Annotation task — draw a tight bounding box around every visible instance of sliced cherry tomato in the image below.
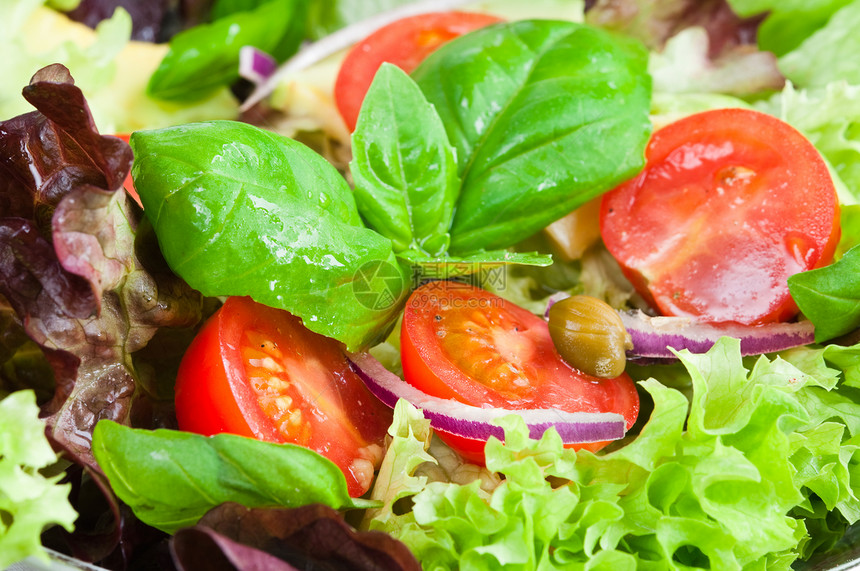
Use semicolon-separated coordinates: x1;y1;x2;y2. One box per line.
114;133;141;207
400;281;639;463
333;11;503;131
175;296;393;497
600;108;840;325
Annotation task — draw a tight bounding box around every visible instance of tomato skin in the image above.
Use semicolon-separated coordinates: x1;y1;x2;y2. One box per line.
113;133;141;207
175;297;393;497
401;282;639;463
600;108;840;325
334;11;503;131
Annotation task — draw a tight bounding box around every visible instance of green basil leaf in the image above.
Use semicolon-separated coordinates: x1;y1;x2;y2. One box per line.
351;64;459;257
400;249;552;280
131;120;408;351
412;20;652;254
92;420;372;534
788;246;860;342
147;0;307;102
211;0;267;20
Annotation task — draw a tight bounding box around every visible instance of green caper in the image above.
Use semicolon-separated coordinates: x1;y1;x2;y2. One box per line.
547;295;633;378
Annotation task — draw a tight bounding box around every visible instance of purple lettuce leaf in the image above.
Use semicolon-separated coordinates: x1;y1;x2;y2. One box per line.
171;503;421;571
0;64;203;466
585;0;784;95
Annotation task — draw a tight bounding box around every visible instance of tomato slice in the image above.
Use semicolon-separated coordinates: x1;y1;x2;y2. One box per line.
333;11;503;131
600;108;840;325
174;296;393;497
400;282;639;463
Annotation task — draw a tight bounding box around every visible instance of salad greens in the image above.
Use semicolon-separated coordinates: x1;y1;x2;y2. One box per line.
0;64;204;466
368;339;860;570
5;0;860;569
92;420;374;534
0;390;76;568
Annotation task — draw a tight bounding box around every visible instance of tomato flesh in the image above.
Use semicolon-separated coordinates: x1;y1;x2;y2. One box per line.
600;108;840;325
334;11;503;131
175;297;393;497
113;133;141;206
401;282;639;463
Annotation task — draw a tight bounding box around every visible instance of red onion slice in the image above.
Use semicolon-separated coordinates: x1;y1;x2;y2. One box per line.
347;352;626;444
620;310;816;360
239;46;277;85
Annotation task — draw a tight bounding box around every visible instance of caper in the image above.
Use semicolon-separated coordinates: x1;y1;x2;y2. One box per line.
547;295;633;378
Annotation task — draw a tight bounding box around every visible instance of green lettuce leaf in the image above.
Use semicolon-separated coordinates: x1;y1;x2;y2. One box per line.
1;1;129;120
366;338;860;569
777;1;860;88
727;0;851;57
0;391;76;568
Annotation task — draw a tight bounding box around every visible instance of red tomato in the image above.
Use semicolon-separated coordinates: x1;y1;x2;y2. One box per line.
333;11;503;131
600;108;840;325
175;296;393;497
114;133;141;207
400;282;639;463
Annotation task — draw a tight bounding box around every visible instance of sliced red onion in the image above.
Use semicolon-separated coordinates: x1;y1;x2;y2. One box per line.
239;46;278;85
620;310;816;360
347;352;626;444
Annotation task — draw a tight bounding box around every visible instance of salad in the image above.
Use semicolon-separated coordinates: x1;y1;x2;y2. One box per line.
4;0;860;569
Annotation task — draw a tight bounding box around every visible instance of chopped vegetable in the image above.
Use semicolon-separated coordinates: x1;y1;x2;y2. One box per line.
600;107;841;325
399;281;638;462
174;296;393;497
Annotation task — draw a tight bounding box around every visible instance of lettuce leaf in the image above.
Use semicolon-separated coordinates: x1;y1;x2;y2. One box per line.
777;1;860;88
367;338;860;569
0;65;204;466
727;0;852;57
0;390;76;568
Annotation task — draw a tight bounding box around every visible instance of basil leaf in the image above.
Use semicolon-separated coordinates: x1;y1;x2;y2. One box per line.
788;246;860;342
92;421;371;534
412;20;652;253
351;64;459;257
147;0;307;102
132;121;408;351
211;0;268;20
400;249;552;280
